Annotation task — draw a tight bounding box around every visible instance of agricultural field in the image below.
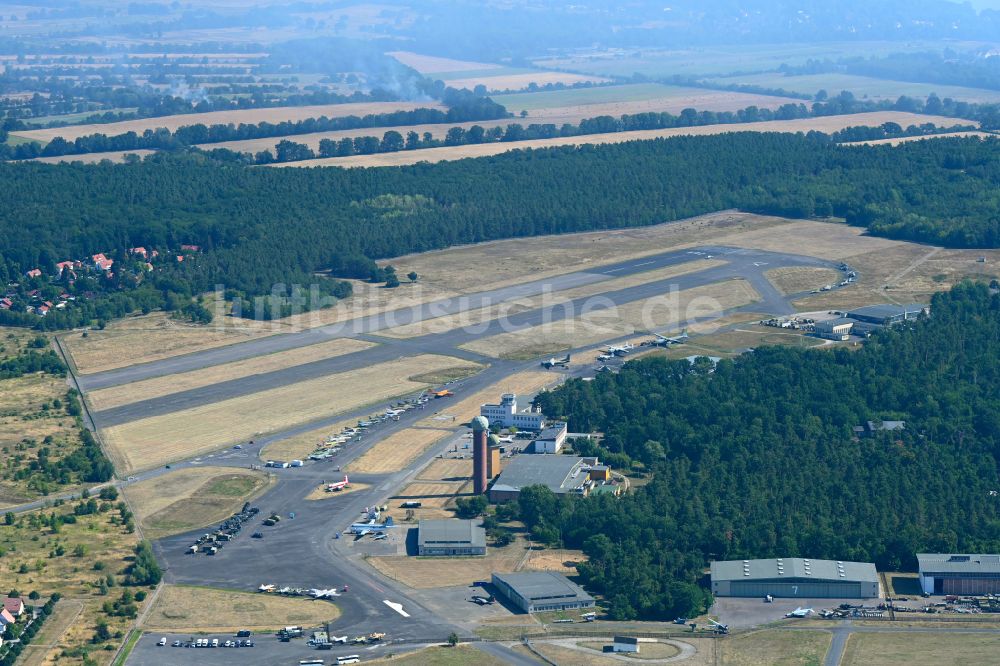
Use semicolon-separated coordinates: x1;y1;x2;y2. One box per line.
845;131;995;146
718;629;832;666
27;149;156;164
347;427;454;474
85;337;375;411
142;584;339;633
0;499;146;665
459;279;760;360
444;71;610;92
706;72;1000;103
277;111;969;168
100;354;482;473
840;631;1000;665
9;101;445;144
532;40;986;78
387;51;504;74
123;467;272;540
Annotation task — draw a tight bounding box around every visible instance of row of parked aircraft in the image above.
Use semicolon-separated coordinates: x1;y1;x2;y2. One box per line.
257;584;343;599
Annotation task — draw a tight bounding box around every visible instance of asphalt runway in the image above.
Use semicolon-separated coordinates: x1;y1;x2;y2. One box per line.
77;244;755;393
91;247;837;428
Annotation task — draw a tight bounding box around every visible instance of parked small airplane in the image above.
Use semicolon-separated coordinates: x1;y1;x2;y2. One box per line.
648;329;689;346
541;353;571;369
597;353;614;361
325;475;350;492
432;389;454;398
470;595;495;605
331;635;348;644
786;607;814;618
605;342;634;356
309;588;340;599
258;584;275;593
350;516;395;536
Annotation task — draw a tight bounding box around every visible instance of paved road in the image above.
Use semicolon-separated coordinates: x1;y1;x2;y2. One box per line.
90;247;836;428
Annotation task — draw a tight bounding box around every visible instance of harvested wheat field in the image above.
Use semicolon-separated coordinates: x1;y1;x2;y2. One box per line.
305;482;370;501
28;149;157;164
446;71;610;91
347;427;454;473
143;585;339;633
387;51;501;74
62;311;275;375
460;280;760;360
101;354;482;473
764;266;844;295
417;370;556;427
86;337;375;411
11;101;445;143
844;130;995;146
274;112;967;168
380;259;723;338
124;466;272;539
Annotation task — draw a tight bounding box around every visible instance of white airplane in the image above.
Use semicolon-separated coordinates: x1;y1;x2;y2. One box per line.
786;607;814;618
278;587;292;595
258;584;275;593
331;635;348;644
541;353;571;369
309;588;340;599
649;329;689;346
326;475;350;492
597;353;614;361
605;343;633;356
350;516;395;535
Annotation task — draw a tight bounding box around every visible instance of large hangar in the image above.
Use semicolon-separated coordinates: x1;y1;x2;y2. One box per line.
711;558;879;599
918;553;1000;595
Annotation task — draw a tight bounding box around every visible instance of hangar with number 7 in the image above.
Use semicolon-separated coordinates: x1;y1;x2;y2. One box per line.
711;558;879;599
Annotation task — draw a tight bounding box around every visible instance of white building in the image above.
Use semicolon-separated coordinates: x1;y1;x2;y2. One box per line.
533;422;568;453
480;393;545;431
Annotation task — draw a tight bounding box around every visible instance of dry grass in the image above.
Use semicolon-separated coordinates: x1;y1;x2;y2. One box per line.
578;640;681;659
11;101;444;143
86;337;375;410
387;51;501;74
840;631;1000;666
393;480;468;508
380;259;724;339
346;428;454;474
28;149;157;164
258;418;356;462
274;112;967;168
765;267;844;295
142;584;339;633
446;71;610;91
124;466;272;540
720;629;832;666
101;354;481;473
520;548;585;574
370;645;508;665
845;130;995;146
61;311;275;375
460;280;760;360
16;598;84;666
369;535;538;589
654;327;824;360
711;220;903;261
304;481;370;501
416;370;556;427
417;458;472;481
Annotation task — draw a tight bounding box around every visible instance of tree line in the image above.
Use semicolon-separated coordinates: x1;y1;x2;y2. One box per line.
524;283;1000;620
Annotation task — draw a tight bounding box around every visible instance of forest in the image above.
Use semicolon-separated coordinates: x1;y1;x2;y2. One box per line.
525;283;1000;620
2;132;1000;328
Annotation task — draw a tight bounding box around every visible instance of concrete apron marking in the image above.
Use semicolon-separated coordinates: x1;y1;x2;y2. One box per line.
384;600;411;617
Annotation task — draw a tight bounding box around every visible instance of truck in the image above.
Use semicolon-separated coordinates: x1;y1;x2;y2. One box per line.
263;513;281;526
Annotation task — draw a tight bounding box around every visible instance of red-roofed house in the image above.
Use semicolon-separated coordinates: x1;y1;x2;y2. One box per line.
176;255;185;262
56;261;75;276
0;298;12;310
3;597;24;618
151;249;159;258
25;268;42;278
129;247;148;259
91;254;114;271
180;244;200;252
36;304;50;315
0;608;15;627
144;262;154;271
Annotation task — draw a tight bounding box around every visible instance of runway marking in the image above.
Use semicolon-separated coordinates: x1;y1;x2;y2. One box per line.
634;260;655;267
383;600;410;617
603;267;626;273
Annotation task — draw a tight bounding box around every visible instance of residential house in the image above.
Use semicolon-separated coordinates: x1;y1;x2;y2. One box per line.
91;253;114;271
129;247;148;259
180;244;200;252
55;260;75;276
0;298;12;310
3;597;24;618
25;268;41;278
0;608;15;628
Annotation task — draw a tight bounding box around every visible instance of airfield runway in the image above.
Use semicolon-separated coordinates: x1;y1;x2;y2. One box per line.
89;246;836;428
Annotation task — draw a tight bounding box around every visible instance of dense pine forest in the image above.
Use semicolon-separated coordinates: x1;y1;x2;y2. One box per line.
2;132;1000;327
525;283;1000;620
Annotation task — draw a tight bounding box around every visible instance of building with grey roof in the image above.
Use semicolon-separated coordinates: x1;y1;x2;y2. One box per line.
491;571;595;613
846;303;928;326
711;558;879;599
917;554;1000;595
488;455;600;503
417;519;486;556
814;318;854;341
532;422;568;454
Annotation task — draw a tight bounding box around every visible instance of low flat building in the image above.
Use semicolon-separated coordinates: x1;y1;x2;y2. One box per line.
918;554;1000;595
532;422;568;454
846;303;928;326
711;558;879;599
613;636;639;653
489;455;602;503
417;519;487;556
814;318;854;341
480;393;546;430
491;571;595;613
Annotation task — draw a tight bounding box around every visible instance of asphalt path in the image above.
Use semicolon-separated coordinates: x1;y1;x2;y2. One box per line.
77;244;810;393
90;247;836;428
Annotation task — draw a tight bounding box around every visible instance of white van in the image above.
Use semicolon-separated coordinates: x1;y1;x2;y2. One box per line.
211;638;219;647
338;656;361;665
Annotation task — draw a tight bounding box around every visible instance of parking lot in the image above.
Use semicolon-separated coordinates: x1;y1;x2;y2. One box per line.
713;596;882;629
